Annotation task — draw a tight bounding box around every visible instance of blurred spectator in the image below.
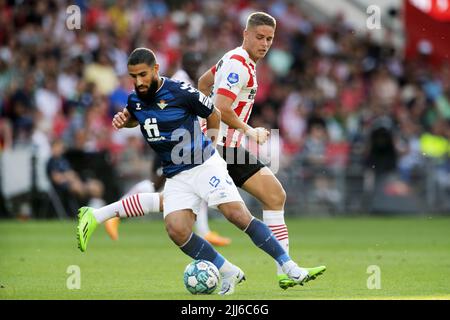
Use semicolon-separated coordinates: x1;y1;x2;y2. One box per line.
299;118;342;207
1;0;449;214
396;116;424;182
420;119;450;190
35;76;62;135
83;49;119;96
365;121;398;180
0;118;12;150
109;75;132;118
46;139;105;217
171;50;203;83
116;135;152;193
6;77;36;145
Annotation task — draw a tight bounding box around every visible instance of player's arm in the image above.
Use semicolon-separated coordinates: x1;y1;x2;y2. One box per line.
198;65;247;132
215;93;269;145
112;108;139;129
185;86;221;146
198;69;215;96
206;107;221;147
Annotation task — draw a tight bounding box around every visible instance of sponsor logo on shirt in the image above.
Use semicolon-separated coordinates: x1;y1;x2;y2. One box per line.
227;72;239;84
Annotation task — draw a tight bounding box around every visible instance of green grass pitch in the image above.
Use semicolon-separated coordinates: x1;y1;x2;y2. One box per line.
1;216;449;300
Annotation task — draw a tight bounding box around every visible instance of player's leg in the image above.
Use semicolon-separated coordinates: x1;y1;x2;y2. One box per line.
93;192;162;222
165;209;244;295
76;192;162;252
197;153;326;291
196;200;232;246
217;200;326;288
241;167;295;288
163;172;244;295
221;146;294;289
194;201;209;236
103;217;120;240
104;180;157;240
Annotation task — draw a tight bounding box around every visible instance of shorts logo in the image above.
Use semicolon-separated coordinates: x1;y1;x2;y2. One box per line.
227;72;239;84
209;176;221;188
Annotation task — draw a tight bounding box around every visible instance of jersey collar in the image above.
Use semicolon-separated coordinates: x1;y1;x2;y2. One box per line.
155;77;166;95
239;46;257;66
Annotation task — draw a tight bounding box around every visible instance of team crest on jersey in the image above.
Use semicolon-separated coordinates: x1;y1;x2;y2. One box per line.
157;100;168;109
227;72;239;84
136;103;142;110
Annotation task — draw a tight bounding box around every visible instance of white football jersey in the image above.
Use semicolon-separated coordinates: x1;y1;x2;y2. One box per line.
208;46;258;147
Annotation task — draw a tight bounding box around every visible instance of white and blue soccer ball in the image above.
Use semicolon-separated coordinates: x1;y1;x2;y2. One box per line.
183;260;220;294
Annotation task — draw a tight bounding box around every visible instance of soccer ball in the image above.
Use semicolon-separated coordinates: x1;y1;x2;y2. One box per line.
183;260;220;294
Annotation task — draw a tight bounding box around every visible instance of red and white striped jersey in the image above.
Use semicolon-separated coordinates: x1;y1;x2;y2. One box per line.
207;46;258;148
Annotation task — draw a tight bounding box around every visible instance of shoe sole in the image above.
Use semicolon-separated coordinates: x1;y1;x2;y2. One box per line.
279;279;297;290
300;268;326;286
76;207;88;252
281;268;326;289
238;274;246;286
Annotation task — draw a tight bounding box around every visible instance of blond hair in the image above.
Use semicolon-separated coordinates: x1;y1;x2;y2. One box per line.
246;12;276;30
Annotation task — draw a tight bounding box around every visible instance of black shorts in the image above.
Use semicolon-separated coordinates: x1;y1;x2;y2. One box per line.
216;145;265;187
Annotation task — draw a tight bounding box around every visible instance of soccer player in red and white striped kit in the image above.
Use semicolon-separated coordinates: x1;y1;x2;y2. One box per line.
196;11;295;289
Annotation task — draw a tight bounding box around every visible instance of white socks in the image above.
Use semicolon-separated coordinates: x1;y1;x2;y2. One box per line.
93;193;160;223
263;210;289;275
281;260;308;281
219;260;237;277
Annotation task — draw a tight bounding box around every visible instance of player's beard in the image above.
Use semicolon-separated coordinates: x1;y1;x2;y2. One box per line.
135;77;159;102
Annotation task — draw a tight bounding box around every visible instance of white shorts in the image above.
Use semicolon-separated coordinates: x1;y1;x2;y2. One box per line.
163;152;243;218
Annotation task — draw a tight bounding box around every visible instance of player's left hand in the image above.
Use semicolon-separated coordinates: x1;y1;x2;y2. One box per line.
246;127;270;145
256;127;270;145
112;108;131;130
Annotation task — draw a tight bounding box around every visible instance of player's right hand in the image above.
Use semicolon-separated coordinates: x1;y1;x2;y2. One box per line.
245;127;270;145
112;108;131;130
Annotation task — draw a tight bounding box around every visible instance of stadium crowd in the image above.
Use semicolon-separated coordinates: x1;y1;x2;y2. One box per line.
1;0;449;215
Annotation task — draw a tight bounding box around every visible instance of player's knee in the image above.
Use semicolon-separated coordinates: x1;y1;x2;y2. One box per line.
264;186;286;209
219;203;252;230
165;220;191;245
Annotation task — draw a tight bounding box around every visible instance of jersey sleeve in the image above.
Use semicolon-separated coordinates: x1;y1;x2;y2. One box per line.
215;58;249;101
181;83;215;118
125;94;132;113
125;94;138;121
